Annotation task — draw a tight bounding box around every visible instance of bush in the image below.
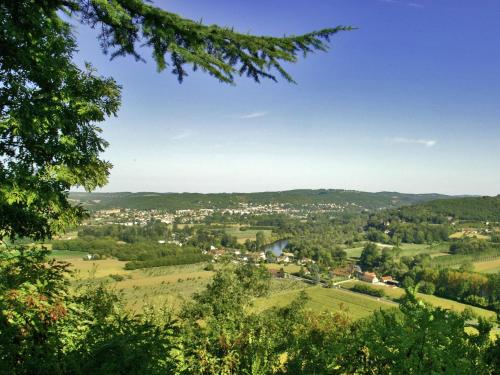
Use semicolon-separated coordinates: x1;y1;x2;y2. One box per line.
449;238;492;255
109;274;126;282
204;263;215;271
351;284;385;298
464;295;488;308
418;281;435;295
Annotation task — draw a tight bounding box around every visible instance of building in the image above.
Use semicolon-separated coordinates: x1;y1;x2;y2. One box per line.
360;272;379;284
381;275;399;286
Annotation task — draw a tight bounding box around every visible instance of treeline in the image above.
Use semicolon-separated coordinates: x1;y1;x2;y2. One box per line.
52;238;207;267
350;283;385;297
420;196;500;221
78;220;168;243
124;252;210;270
413;268;500;312
365;223;450;245
70;189;452;212
450;237;495;255
368;196;500;225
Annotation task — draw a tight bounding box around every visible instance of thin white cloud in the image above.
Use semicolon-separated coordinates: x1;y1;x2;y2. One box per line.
387;137;437;147
171;129;193;140
379;0;424;8
237;111;268;119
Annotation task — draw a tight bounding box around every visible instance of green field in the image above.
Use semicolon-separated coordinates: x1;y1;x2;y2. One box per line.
52;251;213;312
266;263;302;273
55;251;395;319
342;280;496;319
53;249;497;321
49;250;88;259
254;285;396;320
222;226;273;244
344;242;447;260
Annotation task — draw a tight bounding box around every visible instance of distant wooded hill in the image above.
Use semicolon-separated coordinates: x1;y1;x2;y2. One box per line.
69;189;455;212
418;196;500;221
370;195;500;224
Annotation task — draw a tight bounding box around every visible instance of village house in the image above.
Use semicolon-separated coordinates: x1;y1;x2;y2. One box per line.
360;272;379;284
277;255;291;263
381;275;399;286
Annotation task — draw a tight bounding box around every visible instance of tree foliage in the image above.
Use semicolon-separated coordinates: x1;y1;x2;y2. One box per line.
0;0;349;242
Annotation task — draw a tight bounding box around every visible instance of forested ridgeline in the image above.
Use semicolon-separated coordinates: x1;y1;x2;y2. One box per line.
69;189;452;211
368;196;500;225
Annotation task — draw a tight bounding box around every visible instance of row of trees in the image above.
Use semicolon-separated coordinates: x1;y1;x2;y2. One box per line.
412;268;500;311
78;221;169;243
450;237;494;254
365;223;451;245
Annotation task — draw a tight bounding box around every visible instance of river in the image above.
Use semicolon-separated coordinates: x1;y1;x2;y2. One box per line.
264;239;289;256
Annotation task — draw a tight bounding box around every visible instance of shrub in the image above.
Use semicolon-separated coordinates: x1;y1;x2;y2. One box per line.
464;295;488;308
351;284;385;298
109;274;126;282
204;263;215;271
418;281;435;295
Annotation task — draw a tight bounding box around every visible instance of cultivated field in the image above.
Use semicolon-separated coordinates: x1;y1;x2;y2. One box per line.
222;226;274;244
344;242;448;260
253;285;396;320
342;280;496;319
266;263;302;274
473;258;500;274
52;250;496;321
450;231;490;240
51;251;213;312
54;251;395;319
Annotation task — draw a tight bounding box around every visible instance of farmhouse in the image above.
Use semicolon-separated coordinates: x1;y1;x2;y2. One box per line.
381;275;399;286
360;272;379;284
277;255;291;263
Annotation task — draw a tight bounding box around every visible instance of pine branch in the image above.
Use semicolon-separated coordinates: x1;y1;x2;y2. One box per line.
70;0;353;83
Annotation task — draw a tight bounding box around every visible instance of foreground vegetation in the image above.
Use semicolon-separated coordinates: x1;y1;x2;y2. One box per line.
2;250;499;374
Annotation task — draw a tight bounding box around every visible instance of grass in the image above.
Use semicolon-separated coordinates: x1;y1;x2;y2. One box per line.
254;285;396;320
342;280;496;319
265;263;302;273
58;249;395;320
54;251;214;312
344;246;365;259
49;250;88;259
473;258;500;274
222;226;273;244
344;242;447;260
450;231;490;240
55;250;497;321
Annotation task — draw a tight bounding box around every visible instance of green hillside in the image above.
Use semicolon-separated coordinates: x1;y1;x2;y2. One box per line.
420;196;500;221
69;189;452;212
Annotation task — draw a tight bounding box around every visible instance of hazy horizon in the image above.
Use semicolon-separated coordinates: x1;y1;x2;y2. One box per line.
71;187;493;197
72;0;500;196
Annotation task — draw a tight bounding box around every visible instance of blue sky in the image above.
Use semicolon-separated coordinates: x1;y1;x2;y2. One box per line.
71;0;500;195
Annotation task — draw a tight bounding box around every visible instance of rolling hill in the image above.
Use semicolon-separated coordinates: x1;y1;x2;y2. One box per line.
69;189;453;212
